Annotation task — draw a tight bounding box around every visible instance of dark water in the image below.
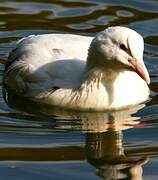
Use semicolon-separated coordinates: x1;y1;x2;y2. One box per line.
0;0;158;179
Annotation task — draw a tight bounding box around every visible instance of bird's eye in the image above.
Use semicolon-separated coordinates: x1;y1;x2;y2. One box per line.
120;44;127;52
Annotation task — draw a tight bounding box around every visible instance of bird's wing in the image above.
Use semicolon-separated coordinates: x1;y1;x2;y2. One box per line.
4;34;93;95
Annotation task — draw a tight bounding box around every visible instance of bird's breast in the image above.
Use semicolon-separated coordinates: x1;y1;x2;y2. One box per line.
111;70;149;109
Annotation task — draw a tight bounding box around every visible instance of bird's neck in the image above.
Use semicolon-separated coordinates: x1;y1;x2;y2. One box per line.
61;67;119;111
66;66;149;110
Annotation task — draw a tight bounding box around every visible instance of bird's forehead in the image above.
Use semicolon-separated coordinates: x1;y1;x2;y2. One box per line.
106;28;130;42
97;27;129;42
104;27;139;40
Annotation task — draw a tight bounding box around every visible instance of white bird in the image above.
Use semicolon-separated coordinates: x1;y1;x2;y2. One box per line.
3;26;150;111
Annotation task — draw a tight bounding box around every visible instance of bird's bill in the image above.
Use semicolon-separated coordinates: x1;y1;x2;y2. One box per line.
127;33;150;84
129;59;150;84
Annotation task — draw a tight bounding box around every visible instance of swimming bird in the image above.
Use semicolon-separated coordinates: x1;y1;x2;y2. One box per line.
3;26;150;111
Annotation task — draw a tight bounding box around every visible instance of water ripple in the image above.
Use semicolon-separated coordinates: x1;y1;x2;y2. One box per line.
0;0;158;179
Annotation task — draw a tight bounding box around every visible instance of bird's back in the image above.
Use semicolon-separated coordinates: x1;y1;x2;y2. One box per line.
4;34;93;96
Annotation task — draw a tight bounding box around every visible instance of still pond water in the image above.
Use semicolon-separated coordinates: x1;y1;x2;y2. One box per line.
0;0;158;179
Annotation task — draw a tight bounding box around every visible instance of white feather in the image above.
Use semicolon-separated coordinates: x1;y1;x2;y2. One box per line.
4;27;150;111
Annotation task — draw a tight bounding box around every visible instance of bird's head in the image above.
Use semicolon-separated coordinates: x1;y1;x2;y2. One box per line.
87;26;150;84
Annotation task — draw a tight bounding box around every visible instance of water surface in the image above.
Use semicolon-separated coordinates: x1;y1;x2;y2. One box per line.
0;0;158;179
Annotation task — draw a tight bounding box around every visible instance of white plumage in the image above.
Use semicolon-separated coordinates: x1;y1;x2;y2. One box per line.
4;26;150;111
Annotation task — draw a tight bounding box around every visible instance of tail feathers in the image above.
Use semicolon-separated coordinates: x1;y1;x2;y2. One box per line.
4;63;29;95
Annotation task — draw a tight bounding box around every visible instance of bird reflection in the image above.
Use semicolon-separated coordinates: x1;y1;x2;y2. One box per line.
3;93;149;180
85;130;148;180
75;106;148;180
